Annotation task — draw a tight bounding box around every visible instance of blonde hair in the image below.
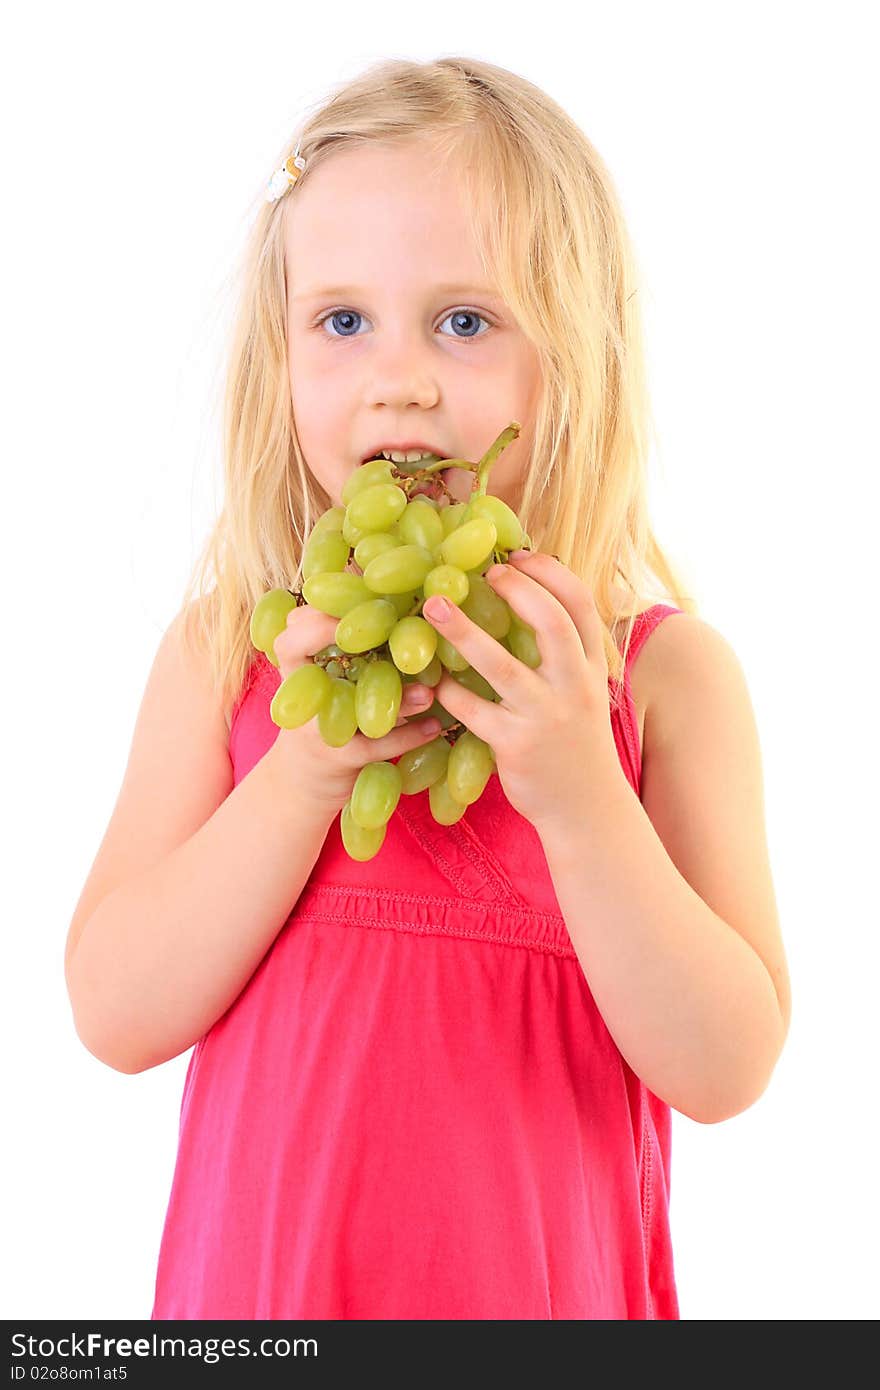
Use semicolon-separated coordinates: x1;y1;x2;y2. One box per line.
178;55;698;732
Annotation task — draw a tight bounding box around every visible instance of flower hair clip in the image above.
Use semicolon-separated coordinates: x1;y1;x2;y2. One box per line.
266;142;306;203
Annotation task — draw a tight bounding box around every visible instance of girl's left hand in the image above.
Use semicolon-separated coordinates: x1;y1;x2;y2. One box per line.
421;550;625;833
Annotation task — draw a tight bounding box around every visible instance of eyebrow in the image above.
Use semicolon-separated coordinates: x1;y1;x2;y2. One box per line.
292;283;501;303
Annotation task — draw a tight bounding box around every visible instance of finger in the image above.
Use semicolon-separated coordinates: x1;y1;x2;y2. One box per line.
430;671;500;746
488;552;602;683
421;595;540;711
394;683;435;724
506;551;606;669
401;681;435;709
274;607;341;679
353;713;443;762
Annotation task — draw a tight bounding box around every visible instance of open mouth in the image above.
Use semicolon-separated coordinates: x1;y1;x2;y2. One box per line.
366;451;446;467
365;452;459;502
411;467;461;502
362;451;473;505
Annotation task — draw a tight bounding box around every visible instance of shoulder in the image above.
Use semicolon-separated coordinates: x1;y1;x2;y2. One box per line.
629;609;743;743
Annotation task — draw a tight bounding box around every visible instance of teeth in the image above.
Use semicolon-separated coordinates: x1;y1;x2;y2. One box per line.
379;449;439;463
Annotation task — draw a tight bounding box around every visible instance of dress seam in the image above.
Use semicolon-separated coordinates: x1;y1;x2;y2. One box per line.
640;1107;657;1320
298;879;565;925
289;907;580;958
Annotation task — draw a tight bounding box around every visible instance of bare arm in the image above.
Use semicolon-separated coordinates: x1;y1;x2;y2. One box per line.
537;615;789;1125
64;599;439;1075
66;746;336;1073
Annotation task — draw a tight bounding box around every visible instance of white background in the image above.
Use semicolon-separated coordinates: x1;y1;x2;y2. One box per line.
4;0;877;1322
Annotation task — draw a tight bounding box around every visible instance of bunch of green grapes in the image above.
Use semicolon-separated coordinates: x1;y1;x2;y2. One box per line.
249;422;541;860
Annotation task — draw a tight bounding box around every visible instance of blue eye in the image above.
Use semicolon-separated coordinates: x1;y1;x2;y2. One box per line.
438;309;491;341
315;307;491;342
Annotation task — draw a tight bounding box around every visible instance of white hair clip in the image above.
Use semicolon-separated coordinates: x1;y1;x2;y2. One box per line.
266;143;306;203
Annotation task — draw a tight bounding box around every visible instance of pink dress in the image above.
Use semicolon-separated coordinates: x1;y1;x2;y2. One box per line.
151;603;683;1320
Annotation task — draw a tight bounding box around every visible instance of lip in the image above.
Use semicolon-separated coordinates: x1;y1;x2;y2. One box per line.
361;443;450;464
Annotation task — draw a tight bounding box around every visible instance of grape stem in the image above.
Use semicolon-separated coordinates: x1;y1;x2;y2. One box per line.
441;719;466;745
403;419;522;504
393;460;473;503
474;421;521;498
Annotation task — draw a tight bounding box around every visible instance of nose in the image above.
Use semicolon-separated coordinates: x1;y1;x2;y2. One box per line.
363;328;441;410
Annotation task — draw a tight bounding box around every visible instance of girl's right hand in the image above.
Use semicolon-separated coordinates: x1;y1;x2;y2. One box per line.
266;602;441;814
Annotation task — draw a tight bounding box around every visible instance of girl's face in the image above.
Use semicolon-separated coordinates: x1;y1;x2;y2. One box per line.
284;140;543;512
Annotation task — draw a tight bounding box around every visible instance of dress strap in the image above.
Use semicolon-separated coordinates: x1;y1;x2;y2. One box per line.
623;604;685;669
613;604;686;793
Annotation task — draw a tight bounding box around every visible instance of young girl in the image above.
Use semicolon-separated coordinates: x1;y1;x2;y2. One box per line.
64;56;791;1321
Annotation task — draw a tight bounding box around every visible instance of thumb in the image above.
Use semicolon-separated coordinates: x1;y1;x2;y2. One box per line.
273;606;341;681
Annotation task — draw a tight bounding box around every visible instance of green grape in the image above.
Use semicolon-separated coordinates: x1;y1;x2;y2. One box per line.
388;615;438;674
381;588;420;619
465;561;493;584
345;482;408;533
460;574;511;639
302;529;350;580
398;498;445;551
250;587;297;656
452;666;499;701
347;655;369;681
397;733;451;793
270;663;332;729
439;517;497;571
447;730;495;806
363;544;434;593
440;502;469;536
312;504;346;534
506;614;542;669
350;760;403;829
341;458;395;506
341;801;387;861
429;775;467;825
354;531;400;569
317;676;359;746
464;494;524;550
342;511;373;547
424;698;459;729
335;598;399;653
412;653;443;687
423;564;469;605
302;571;371;617
436;633;469;672
317;642;345;679
355;658;402;737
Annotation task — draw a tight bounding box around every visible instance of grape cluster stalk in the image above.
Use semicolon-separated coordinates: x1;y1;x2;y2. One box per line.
249;422;541;860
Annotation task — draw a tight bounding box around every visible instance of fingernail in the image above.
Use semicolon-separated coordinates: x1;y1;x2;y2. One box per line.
425;596;451;621
508;549;529;559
